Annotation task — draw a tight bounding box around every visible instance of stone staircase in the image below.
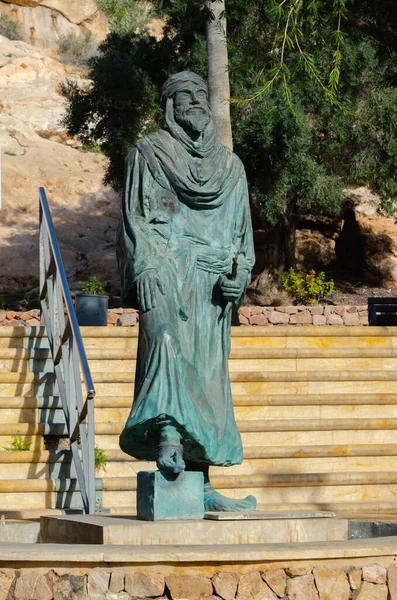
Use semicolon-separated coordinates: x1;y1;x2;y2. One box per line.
2;324;397;518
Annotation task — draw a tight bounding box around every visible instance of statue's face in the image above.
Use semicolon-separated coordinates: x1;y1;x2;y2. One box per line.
173;82;211;134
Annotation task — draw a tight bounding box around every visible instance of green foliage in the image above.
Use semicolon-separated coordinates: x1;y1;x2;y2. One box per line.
0;14;24;41
97;0;153;35
61;0;397;273
60;31;164;188
60;3;208;189
282;268;334;305
81;276;105;295
3;436;31;451
21;286;40;310
57;32;98;66
95;445;108;472
233;0;351;111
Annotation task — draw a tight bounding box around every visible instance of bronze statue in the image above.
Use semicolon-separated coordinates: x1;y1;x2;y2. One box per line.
118;71;256;511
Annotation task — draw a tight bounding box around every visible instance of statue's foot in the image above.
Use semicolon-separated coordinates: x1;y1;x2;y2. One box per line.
204;484;256;512
156;442;185;474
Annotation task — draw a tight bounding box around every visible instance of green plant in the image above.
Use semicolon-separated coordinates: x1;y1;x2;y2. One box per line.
81;276;105;295
96;0;153;35
57;31;99;66
19;286;40;310
0;14;25;41
95;445;108;472
281;269;334;305
3;436;31;451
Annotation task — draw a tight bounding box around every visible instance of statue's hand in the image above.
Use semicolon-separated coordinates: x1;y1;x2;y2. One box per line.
136;270;165;312
219;273;246;302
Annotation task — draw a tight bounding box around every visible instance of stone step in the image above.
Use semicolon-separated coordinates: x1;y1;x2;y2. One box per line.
104;444;397;461
7;376;397;396
5;355;397;374
0;423;64;435
7;354;397;374
4;403;397;426
7;374;397;398
102;499;397;518
230;380;397;395
4;448;397;480
3;392;397;410
3;345;397;359
9;326;397;350
101;482;397;509
0;470;395;494
98;456;397;479
5;499;397;520
2;443;397;465
2;487;397;514
9;369;397;384
0;489;98;511
94;427;397;450
9;455;397;481
4;402;397;428
0;323;393;337
0;396;61;408
5;345;397;360
4;418;391;437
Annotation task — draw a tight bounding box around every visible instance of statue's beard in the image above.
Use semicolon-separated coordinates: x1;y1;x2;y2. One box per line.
174;106;211;134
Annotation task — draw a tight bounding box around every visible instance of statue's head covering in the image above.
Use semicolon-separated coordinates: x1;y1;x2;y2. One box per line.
160;71;208;105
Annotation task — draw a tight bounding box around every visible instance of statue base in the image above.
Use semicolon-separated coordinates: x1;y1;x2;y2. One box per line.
137;470;204;521
40;511;348;545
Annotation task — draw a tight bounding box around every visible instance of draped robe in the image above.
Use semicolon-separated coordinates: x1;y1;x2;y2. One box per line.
117;120;254;466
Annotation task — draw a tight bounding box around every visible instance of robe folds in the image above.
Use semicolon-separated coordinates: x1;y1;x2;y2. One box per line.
117;126;255;466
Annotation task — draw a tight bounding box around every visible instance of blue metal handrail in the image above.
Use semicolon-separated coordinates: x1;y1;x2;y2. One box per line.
39;187;96;514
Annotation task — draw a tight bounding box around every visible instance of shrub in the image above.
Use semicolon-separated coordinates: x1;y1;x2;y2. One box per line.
95;446;108;473
81;276;105;295
281;268;334;305
57;31;98;66
0;14;25;41
3;436;31;451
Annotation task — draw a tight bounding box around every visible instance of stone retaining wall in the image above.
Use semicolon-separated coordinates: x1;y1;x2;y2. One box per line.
0;306;369;327
0;563;394;599
238;305;369;326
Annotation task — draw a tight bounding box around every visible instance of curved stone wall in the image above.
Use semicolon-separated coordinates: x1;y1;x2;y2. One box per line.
0;306;369;326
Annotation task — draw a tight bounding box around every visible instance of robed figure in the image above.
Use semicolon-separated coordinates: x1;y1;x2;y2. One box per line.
118;71;256;511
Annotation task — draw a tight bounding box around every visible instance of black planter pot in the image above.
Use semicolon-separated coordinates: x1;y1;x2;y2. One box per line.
75;294;108;327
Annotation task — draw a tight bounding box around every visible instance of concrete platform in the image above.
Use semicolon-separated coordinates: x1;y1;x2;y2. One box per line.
40;511;348;545
0;519;40;543
3;536;397;574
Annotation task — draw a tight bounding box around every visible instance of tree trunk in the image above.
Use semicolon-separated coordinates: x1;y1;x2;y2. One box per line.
282;208;297;270
205;0;233;150
249;193;298;301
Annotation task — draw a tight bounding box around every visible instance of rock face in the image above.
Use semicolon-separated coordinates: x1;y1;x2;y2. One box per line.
0;35;120;295
337;187;397;287
296;229;336;270
0;0;107;48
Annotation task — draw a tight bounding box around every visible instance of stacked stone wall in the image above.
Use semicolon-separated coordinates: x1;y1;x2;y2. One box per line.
0;563;395;599
0;306;369;327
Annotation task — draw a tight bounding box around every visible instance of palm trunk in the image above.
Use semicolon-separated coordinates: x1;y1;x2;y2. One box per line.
205;0;233;150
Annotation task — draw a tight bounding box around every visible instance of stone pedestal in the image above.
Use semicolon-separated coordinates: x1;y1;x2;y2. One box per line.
137;471;204;521
40;511;348;545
